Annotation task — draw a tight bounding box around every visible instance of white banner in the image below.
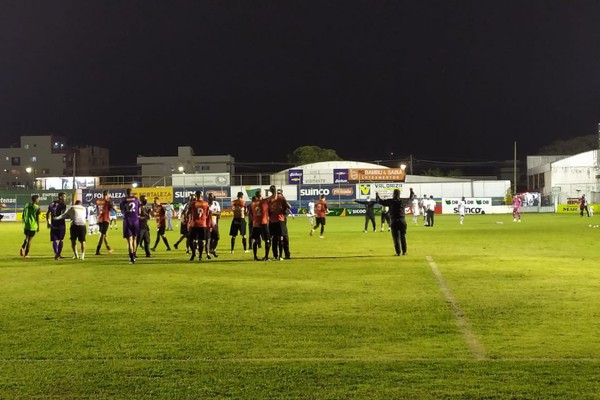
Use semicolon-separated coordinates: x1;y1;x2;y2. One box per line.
442;198;492;215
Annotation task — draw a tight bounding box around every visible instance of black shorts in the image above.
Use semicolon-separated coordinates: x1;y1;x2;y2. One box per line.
50;226;66;241
229;218;246;236
156;225;166;236
251;224;270;242
98;221;110;234
269;222;282;237
269;221;288;237
210;224;220;240
188;226;207;242
24;229;37;238
70;224;86;242
315;217;326;226
180;222;188;236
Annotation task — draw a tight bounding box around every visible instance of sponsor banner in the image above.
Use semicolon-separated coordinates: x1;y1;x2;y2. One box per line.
333;169;349;183
348;168;406;182
84;187;203;205
346;208;382;216
302;172;333;185
556;204;598;213
298;185;356;200
173;187;230;205
442;198;492;215
357;183;406;199
172;173;230;187
288;169;303;185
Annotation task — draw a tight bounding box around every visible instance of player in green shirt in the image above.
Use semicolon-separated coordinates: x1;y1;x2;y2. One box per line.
20;195;41;258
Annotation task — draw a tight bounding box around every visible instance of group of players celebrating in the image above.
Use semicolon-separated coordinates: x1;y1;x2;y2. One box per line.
33;185;293;264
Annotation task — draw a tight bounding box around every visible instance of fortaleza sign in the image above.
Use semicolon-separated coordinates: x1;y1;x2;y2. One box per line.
442;198;492;215
348;168;406;182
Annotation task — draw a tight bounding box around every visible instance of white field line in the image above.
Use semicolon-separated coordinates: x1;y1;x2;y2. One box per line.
426;255;486;360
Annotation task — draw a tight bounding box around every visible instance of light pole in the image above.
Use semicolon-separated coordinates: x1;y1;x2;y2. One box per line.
178;166;185;199
25;167;33;190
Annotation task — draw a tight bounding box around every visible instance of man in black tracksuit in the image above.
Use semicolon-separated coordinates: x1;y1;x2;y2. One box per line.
376;188;415;256
355;197;377;232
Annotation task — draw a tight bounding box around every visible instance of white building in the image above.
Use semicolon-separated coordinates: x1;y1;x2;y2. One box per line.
528;150;600;204
136;146;235;187
0;135;109;189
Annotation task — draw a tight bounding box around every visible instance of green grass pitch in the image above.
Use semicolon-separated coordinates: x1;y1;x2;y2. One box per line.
1;213;599;399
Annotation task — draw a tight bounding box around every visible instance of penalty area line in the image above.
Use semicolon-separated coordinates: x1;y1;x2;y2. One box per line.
426;255;485;360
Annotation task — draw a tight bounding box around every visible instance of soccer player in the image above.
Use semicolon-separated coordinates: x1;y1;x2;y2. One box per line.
512;194;522;222
54;200;88;260
46;192;67;260
187;190;211;261
411;195;420;224
250;190;270;261
425;195;436;227
87;202;99;235
381;205;391;231
267;185;286;260
109;207;118;229
20;194;41;258
174;194;194;253
310;194;328;238
229;191;248;254
247;195;257;251
207;192;221;258
151;197;172;251
458;197;466;225
120;188;141;264
355;196;377;232
306;199;315;225
376;188;415;256
95;190;115;255
579;194;590;217
137;194;152;257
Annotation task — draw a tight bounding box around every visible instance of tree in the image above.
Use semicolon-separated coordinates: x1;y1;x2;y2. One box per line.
537;134;597;155
287;146;343;166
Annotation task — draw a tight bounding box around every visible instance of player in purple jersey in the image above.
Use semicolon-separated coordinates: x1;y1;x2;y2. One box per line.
120;188;140;264
46;192;68;260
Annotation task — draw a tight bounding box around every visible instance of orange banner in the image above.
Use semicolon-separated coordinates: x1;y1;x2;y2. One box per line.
348;168;405;182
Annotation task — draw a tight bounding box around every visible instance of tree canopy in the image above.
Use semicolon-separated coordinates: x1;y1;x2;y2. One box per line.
536;134;598;155
287;146;343;166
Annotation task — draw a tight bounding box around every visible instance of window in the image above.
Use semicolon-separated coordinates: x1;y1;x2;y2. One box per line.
42;169;50;175
11;157;20;166
31;156;37;163
201;165;210;171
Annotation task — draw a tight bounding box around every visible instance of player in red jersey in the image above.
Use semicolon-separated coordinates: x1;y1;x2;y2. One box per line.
151;197;172;251
229;191;248;254
187;190;211;261
310;195;328;238
95;190;114;255
251;190;271;261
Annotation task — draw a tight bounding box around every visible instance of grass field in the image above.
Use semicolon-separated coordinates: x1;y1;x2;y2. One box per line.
1;213;599;399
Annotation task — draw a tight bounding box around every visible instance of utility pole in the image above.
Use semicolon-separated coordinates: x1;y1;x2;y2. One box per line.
513;141;517;195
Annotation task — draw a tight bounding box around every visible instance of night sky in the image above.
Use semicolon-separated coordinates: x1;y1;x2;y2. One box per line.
1;1;599;169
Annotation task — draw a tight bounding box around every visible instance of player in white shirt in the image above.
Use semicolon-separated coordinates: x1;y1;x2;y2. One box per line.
54;200;88;260
87;203;99;235
411;196;420;224
458;197;466;224
208;193;221;258
307;199;315;225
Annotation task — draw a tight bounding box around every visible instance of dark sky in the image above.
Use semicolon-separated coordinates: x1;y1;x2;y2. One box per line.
1;1;599;168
